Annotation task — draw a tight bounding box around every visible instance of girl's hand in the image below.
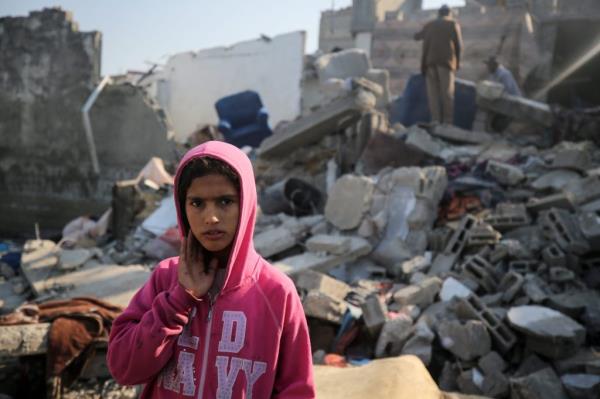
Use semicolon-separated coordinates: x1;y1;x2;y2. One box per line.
177;233;218;298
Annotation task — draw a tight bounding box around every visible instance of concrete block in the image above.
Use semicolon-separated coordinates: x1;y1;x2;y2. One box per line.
399;254;431;276
551;149;590;172
508;260;539;274
484;203;530;232
476;90;553;128
313;48;371;83
539;208;590;255
523;275;549;303
461;256;499;293
361;294;387;334
561;374;600;399
303;291;347;324
478;351;507;375
392;277;442;309
498;272;525;303
325;175;374;230
293;270;351;300
578;211;600;247
401;323;434;365
466;223;501;247
565;176;600;205
526;192;576;213
405;126;442;158
549;267;576;283
306;234;351;255
438;320;492;361
542;244;567;268
455;294;517;353
485;160;524;186
374;315;413;358
429;215;477;275
439;277;473;302
254;226;298;258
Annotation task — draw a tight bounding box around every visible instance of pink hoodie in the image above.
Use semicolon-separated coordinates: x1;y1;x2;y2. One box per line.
107;141;315;398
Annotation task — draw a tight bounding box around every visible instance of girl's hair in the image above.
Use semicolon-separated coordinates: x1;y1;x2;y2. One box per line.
177;157;240;233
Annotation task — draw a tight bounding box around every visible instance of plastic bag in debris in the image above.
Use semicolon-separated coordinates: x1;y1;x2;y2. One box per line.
61;209;111;246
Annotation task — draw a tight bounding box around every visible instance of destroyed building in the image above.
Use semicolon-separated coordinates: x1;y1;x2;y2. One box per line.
1;2;600;399
0;8;175;237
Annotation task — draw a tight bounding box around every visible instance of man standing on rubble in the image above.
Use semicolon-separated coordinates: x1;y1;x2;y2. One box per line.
414;4;463;125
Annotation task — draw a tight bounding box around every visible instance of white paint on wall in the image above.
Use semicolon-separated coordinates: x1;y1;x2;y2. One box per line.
155;31;306;142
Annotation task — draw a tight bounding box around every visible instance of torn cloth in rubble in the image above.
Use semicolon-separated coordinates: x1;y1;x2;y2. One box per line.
438;195;482;221
0;297;122;379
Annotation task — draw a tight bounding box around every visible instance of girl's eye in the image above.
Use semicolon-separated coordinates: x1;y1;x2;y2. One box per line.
190;200;203;208
219;198;233;206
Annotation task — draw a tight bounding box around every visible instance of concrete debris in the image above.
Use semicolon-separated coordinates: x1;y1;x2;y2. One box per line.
507;305;586;359
5;3;600;397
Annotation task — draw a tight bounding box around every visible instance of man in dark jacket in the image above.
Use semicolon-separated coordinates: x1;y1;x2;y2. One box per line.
414;4;463;125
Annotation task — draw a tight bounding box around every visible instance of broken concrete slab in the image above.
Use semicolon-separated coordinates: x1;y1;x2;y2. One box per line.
551;149;591;172
303;290;347;324
306;234;351;255
401;322;435;365
0;323;49;357
430;124;494;145
476;91;553;128
526;192;576;213
58;248;95;271
274;236;372;275
405;126;442;158
254;226;298;258
437;320;492;361
439;277;473;302
561;374;600;399
375;315;413;358
20;239;59;297
485;160;524;186
507;305;586;359
399;254;432;276
530;169;580;191
325;175;374;230
361;294;388;334
293;270;351;300
392;277;442;309
509;368;569;399
259;90;375;158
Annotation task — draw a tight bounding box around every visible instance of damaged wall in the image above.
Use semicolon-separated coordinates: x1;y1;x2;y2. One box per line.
371;3;539;95
154;32;306;142
0;8;174;236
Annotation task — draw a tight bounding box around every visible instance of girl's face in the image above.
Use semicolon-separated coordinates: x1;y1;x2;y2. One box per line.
184;173;240;258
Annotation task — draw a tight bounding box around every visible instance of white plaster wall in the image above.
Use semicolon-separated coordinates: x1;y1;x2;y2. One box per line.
157;32;305;142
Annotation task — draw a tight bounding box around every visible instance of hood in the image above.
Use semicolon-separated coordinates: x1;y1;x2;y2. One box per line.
173;141;259;292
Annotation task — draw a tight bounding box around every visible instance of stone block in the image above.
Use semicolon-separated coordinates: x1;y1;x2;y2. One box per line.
430;124;494;144
478;351;507;375
306;234;351;255
325;175;374;230
399;254;431;276
551;149;590;172
439;277;473;302
561;374;600;399
549;266;575;283
401;323;434;365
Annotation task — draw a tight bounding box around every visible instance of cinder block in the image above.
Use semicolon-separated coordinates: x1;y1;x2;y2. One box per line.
508;260;539;274
539;208;590;255
361;294;388;334
578;211;600;247
484;203;530;232
455;294;517;353
467;223;501;247
461;256;499;293
541;244;567;268
430;215;477;275
498;272;524;303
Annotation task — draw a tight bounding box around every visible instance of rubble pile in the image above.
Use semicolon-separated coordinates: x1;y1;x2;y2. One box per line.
1;40;600;399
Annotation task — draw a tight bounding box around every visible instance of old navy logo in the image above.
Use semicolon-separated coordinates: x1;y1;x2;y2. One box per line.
159;310;266;398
